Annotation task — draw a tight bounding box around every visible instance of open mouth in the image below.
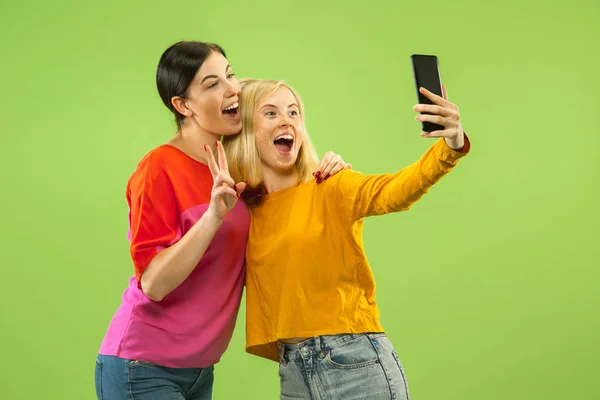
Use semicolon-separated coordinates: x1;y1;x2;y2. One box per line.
222;102;239;120
273;134;294;153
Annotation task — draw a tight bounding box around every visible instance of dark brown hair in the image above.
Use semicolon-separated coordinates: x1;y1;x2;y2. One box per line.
156;41;226;127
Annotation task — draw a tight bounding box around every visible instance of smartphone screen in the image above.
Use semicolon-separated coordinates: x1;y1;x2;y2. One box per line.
411;54;444;132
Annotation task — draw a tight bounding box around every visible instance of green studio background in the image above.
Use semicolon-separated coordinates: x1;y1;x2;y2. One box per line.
1;0;598;399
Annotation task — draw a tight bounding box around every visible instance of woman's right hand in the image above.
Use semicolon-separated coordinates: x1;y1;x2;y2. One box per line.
413;84;465;150
204;141;246;222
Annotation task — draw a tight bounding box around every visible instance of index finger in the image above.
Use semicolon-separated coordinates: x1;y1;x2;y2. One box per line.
216;140;230;174
442;83;449;101
205;144;220;178
317;152;334;173
419;87;451;107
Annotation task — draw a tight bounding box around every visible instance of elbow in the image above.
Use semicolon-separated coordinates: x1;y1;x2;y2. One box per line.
145;291;166;303
140;275;166;302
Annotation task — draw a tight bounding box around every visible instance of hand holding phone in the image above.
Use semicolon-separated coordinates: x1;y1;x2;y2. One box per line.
410;54;465;149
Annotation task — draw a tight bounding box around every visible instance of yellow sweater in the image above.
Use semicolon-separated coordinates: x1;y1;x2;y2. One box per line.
245;138;470;362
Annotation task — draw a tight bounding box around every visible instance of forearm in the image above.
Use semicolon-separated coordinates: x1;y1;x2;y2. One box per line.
389;138;467;208
350;138;468;218
140;211;223;301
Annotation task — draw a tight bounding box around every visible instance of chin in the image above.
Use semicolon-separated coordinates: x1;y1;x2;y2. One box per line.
275;159;298;172
221;124;243;136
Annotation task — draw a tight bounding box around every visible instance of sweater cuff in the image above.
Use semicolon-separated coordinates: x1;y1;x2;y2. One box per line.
437;133;471;162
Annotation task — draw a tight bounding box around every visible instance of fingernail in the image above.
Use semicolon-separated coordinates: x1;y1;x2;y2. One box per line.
312;172;316;177
204;144;208;151
315;171;321;178
317;177;323;184
215;141;219;145
324;174;330;180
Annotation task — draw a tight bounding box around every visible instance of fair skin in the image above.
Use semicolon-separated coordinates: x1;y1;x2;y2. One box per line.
169;51;242;164
254;86;306;192
416;85;465;150
141;53;349;301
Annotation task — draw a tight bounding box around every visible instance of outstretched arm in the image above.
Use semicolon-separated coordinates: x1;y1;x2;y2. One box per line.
331;85;470;220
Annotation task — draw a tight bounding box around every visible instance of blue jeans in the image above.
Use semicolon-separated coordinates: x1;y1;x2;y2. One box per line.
277;333;410;400
95;355;214;400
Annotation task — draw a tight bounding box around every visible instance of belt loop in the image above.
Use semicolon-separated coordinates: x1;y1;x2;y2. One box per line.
277;342;286;365
315;336;322;353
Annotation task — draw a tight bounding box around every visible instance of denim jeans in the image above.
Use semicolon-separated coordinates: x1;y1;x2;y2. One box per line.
277;333;410;400
95;354;214;400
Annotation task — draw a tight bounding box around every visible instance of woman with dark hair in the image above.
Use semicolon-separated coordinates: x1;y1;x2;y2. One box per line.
94;42;349;400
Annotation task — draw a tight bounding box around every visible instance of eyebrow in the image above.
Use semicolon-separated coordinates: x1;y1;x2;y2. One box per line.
260;103;299;110
200;64;231;84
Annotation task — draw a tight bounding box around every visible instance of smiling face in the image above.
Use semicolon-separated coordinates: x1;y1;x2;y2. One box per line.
176;51;242;136
253;85;305;173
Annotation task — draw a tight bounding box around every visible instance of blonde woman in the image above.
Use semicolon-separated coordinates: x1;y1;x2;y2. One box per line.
216;79;470;399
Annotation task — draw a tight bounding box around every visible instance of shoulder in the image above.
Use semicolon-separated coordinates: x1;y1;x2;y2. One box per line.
128;145;184;191
139;144;187;172
320;169;366;190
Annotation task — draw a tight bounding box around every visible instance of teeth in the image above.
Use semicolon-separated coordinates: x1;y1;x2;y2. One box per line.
224;102;238;111
275;134;293;141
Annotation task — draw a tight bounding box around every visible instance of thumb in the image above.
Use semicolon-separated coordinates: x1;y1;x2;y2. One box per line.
234;182;247;197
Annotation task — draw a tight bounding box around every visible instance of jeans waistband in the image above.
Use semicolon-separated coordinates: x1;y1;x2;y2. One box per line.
276;333;386;364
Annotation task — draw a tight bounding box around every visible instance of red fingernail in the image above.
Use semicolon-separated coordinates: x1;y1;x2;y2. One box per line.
324;174;330;180
312;172;316;177
317;177;323;184
315;171;321;178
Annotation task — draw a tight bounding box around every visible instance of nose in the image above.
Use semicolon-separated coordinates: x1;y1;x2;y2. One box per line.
280;113;291;127
224;79;241;98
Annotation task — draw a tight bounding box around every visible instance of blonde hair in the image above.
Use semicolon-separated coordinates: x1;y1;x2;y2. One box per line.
223;79;319;193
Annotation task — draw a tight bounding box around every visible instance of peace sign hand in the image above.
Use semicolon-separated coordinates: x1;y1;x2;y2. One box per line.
204;141;246;222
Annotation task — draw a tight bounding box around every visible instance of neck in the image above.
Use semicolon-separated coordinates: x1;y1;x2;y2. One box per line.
168;121;220;164
262;165;299;193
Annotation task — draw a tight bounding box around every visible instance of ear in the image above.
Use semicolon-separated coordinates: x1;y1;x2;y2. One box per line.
171;96;193;118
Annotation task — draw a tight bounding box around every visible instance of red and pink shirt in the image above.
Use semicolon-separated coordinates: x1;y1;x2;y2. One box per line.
99;144;250;368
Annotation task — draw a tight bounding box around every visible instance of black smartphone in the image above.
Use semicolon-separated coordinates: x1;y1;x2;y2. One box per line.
411;54;444;132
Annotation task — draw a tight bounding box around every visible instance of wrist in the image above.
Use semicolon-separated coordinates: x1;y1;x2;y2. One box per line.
203;209;225;227
444;134;465;151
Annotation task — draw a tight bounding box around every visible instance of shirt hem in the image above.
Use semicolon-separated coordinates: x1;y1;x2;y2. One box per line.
98;349;221;369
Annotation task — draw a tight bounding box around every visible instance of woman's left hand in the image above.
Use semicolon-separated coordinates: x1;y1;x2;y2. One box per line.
313;152;352;183
413;84;465;150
